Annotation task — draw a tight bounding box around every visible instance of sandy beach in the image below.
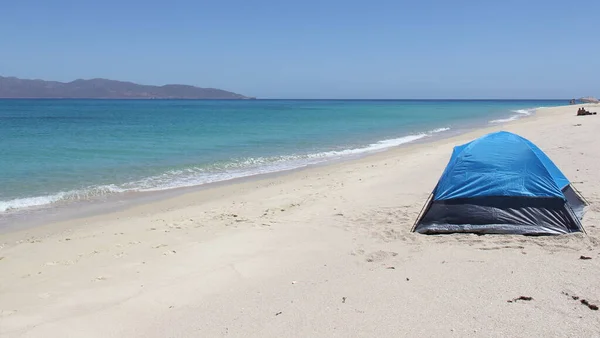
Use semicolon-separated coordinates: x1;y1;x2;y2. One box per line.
1;104;599;337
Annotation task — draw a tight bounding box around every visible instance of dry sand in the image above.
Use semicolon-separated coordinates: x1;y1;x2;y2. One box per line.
1;104;599;338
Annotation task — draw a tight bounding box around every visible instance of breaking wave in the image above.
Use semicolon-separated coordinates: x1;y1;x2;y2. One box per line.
489;107;540;124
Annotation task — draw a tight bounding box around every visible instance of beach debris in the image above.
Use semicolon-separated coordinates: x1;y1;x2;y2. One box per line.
149;227;157;231
579;255;592;260
94;276;106;281
406;278;410;281
342;297;347;303
573;124;582;127
507;296;533;303
291;281;297;284
65;238;71;241
581;299;599;311
334;213;344;217
386;266;395;269
563;292;598;310
169;305;174;309
275;311;282;316
0;256;4;261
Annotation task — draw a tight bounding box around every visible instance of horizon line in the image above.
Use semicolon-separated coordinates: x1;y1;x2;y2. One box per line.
0;98;574;101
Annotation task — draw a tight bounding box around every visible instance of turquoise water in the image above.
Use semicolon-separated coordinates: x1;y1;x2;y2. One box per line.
0;99;564;213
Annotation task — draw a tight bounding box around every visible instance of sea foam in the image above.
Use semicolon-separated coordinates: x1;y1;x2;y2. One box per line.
489;107;539;124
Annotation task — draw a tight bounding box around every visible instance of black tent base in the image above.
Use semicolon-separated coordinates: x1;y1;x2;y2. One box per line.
413;195;584;235
415;224;577;236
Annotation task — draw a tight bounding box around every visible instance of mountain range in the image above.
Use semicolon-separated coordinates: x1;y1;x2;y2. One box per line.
0;76;253;99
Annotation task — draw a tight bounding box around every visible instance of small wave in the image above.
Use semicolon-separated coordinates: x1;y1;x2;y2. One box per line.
430;127;451;133
489;107;541;124
0;185;124;213
0;127;451;213
489;115;521;123
513;108;535;115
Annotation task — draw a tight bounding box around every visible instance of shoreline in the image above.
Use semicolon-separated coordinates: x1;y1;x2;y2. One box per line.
0;103;550;230
0;111;533;233
1;103;598;337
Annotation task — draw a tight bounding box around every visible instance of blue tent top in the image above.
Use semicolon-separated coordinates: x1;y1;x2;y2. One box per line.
434;131;571;201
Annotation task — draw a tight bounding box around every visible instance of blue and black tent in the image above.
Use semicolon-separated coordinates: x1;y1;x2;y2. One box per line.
413;131;587;235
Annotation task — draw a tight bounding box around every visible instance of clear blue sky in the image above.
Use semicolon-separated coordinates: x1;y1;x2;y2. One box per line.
2;0;599;99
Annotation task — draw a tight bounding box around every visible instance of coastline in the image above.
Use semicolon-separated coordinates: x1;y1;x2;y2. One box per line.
0;102;549;225
1;103;599;337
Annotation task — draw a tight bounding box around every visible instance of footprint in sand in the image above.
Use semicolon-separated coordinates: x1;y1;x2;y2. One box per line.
365;250;398;263
478;245;525;251
17;238;42;244
38;293;51;299
167;223;183;230
351;249;366;256
1;310;17;317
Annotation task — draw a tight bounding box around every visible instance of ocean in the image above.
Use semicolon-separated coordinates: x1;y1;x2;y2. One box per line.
0;99;565;215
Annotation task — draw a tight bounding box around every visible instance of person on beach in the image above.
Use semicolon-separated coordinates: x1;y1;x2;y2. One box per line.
577;107;597;116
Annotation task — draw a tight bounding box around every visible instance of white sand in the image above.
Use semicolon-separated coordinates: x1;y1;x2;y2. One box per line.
1;104;599;337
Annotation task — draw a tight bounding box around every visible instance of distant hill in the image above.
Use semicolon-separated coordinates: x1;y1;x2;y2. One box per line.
0;76;254;99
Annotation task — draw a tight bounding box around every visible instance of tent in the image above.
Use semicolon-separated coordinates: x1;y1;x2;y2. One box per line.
412;131;587;235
